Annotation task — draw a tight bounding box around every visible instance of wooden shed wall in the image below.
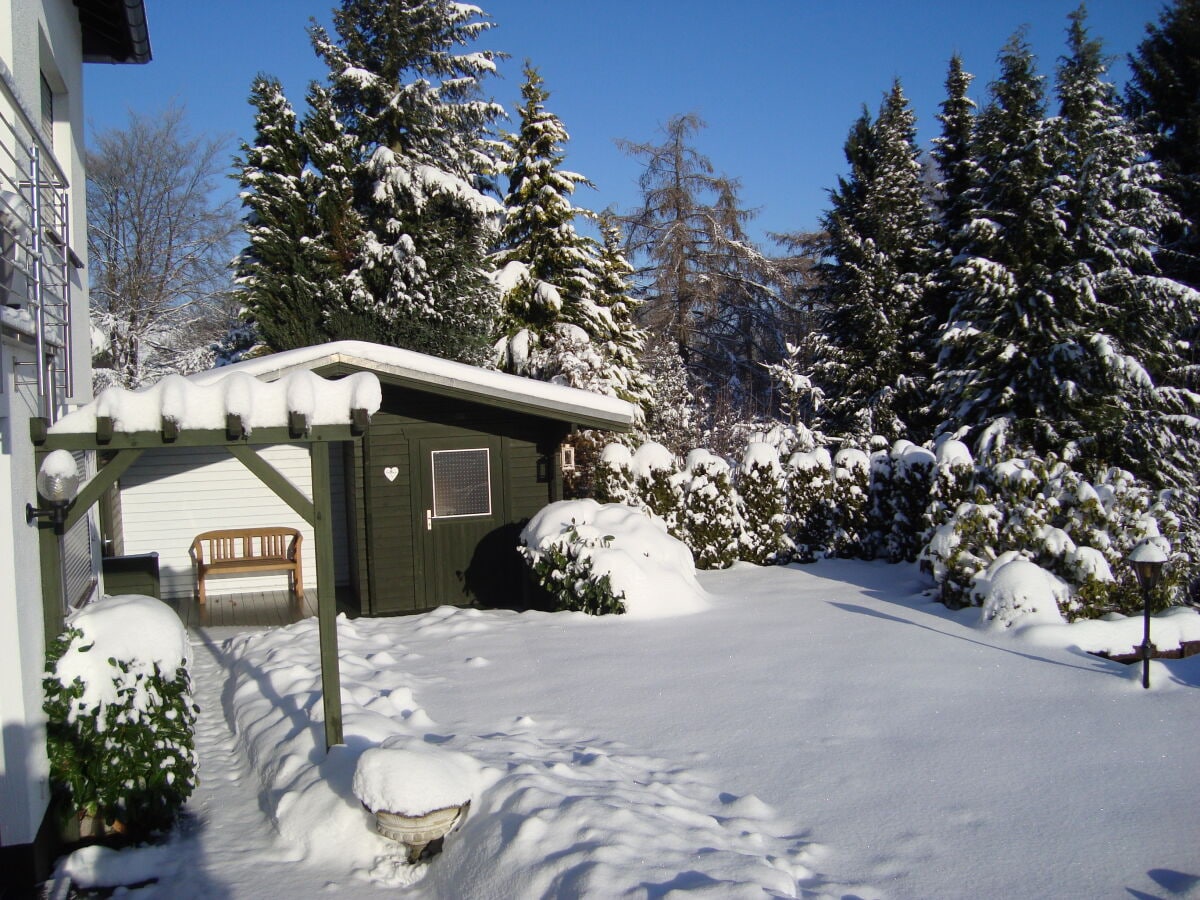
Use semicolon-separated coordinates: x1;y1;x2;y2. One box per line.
354;383;568;615
116;444;351;600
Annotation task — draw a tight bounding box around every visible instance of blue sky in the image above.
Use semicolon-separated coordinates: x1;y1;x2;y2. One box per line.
84;0;1164;243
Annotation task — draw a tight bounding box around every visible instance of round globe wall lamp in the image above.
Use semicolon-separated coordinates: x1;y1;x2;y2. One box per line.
26;450;82;536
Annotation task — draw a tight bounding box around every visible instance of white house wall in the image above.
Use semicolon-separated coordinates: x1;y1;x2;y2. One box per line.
0;342;53;846
117;444;353;600
0;0;91;851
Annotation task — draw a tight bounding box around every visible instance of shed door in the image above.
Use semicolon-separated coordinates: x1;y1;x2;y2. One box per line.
415;435;503;608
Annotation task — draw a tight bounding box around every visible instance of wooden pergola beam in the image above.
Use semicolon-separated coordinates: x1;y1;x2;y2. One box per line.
28;412;367;751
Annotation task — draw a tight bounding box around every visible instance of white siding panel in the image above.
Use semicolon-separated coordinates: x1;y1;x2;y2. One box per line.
119;445;319;600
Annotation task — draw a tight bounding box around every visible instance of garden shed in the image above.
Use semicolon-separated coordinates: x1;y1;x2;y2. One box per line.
107;341;636;615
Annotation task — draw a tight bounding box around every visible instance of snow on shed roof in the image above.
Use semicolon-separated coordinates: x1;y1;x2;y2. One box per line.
192;341;636;432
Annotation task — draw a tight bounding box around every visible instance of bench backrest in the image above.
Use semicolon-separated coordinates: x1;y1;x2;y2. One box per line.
191;528;302;564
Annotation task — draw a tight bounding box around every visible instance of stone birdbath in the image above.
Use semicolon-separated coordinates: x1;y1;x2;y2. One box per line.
353;747;479;864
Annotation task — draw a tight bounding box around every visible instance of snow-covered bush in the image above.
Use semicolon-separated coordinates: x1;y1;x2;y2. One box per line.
976;556;1070;630
594;442;634;505
829;448;870;558
737;442;792;565
520;500;707;617
885;442;936;563
921;452;1185;618
520;521;627;615
922;494;1004;607
630;442;686;540
43;595;197;838
787;447;835;562
681;449;742;569
923;439;974;536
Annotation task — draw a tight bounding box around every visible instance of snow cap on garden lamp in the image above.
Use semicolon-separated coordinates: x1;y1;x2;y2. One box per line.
26;449;81;535
1127;537;1168;689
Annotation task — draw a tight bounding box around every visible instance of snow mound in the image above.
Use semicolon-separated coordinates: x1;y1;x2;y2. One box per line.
521;499;708;618
630;441;676;477
54;595;190;725
353;746;483;815
977;558;1069;630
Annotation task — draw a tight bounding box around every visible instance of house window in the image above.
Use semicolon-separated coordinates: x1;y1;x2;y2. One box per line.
431;449;491;518
40;72;54;145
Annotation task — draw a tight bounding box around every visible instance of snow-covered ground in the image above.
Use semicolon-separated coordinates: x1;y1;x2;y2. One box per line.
60;560;1200;899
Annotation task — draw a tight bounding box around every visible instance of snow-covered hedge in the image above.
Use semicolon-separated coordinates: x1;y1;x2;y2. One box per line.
519;500;707;617
44;595;198;837
595;435;1186;621
921;453;1183;618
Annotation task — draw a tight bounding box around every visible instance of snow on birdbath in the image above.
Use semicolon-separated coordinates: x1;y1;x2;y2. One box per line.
352;747;482;863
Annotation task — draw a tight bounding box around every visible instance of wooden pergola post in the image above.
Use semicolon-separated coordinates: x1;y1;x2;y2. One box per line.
31;413;369;752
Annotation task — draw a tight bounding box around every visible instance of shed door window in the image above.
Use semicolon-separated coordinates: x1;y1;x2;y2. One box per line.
431;448;491;518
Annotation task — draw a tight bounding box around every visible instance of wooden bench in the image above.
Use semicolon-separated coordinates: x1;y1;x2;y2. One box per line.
190;527;304;605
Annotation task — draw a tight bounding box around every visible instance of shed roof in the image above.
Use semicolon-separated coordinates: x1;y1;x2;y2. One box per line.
193;341;637;432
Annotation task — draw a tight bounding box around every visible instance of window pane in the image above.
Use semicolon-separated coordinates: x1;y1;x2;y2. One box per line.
432;449;491;518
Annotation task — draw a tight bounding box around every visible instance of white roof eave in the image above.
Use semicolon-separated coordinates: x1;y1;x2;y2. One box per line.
194;341;636;431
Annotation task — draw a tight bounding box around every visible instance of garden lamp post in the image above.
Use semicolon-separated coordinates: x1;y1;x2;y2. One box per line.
26;450;81;535
1127;538;1168;689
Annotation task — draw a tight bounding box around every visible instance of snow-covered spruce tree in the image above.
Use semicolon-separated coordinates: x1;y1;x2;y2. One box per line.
810;81;937;443
787;446;835;562
234;76;328;352
640;335;702;456
764;340;826;431
296;82;371;344
493;66;650;412
681;449;742;569
303;0;504;361
1051;10;1200;510
1126;0;1200;293
829;448;871;558
925;55;979;369
933;31;1067;456
737;442;792;565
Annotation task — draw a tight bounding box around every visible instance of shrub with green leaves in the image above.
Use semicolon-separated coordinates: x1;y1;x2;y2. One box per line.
787;447;835;562
830;448;871;558
43;595;197;838
519;523;627;615
594;442;635;505
682;449;742;569
737;442;792;565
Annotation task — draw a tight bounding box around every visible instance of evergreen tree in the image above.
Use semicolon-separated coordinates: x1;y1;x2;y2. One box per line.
811;81;936;442
926;55;978;354
492;65;649;411
236;0;504;361
934;32;1066;454
302;82;371;341
1125;0;1200;291
234;76;327;351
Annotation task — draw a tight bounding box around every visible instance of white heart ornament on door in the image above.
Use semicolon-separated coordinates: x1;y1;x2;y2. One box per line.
384;466;399;482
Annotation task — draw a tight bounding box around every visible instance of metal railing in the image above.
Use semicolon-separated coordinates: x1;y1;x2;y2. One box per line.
0;65;76;421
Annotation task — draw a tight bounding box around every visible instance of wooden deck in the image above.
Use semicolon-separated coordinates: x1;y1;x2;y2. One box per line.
166;589;317;630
